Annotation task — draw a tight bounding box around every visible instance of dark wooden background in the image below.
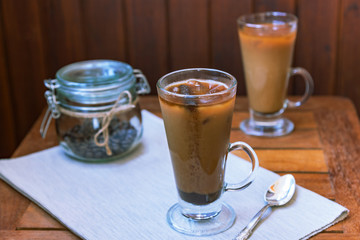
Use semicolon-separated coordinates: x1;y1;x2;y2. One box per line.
1;0;360;158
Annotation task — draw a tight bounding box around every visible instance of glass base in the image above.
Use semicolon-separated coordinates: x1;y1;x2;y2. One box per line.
240;118;294;137
167;202;235;236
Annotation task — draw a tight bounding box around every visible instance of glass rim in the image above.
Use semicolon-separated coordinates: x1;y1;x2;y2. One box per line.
237;11;298;29
156;68;237;99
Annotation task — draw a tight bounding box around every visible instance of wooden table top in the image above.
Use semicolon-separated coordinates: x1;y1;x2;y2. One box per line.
1;96;360;240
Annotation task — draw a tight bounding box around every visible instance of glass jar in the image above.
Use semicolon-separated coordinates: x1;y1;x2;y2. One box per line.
40;60;150;162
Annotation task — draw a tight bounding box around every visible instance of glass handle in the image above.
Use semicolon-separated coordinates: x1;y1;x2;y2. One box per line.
287;67;314;108
225;142;259;191
134;69;151;94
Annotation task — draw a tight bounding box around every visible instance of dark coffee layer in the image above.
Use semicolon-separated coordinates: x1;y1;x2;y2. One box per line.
178;189;222;205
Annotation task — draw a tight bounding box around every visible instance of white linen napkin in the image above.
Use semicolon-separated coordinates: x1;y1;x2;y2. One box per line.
0;110;348;240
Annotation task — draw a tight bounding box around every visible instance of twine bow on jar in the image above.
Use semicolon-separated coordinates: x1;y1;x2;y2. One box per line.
93;90;136;156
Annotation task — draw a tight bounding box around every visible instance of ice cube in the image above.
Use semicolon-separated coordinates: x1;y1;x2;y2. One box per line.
179;85;192;95
187;80;198;86
172;86;179;93
208;84;225;94
187;80;207;94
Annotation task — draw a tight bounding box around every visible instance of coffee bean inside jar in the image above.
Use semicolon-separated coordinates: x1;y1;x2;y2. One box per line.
57;105;141;160
41;60;150;162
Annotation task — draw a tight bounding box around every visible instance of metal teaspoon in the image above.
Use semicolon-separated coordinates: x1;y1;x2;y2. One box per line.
234;174;296;240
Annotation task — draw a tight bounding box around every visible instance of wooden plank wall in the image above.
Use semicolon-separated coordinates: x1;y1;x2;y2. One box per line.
0;0;359;158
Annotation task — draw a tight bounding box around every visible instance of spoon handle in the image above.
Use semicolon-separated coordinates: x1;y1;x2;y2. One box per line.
234;204;271;240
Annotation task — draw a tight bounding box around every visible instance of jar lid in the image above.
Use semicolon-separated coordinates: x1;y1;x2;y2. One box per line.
56;60;133;91
54;60;137;107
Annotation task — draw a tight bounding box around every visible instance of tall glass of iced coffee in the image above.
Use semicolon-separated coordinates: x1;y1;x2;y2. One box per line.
238;12;314;137
157;68;259;236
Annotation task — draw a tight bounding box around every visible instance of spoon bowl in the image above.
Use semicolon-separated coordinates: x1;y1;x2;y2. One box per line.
234;174;296;240
265;174;296;206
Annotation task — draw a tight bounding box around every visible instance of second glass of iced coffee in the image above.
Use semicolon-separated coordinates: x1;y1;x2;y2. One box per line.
238;12;314;137
157;68;259;236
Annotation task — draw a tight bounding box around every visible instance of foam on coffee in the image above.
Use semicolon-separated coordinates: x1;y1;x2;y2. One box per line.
166;79;227;95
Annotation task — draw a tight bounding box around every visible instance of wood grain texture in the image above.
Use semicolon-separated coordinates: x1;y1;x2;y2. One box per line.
0;11;16;157
38;0;86;77
337;0;360;115
1;0;47;143
168;0;210;69
254;0;296;12
232;149;327;172
82;0;127;60
12;111;58;158
0;179;30;230
291;173;335;200
312;233;360;240
17;203;64;230
295;0;339;95
254;149;327;172
0;231;79;240
125;0;169;92
230;129;322;149
315;109;360;233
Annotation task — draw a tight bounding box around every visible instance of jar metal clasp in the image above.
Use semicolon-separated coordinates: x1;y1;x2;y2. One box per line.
40;79;60;138
134;69;151;94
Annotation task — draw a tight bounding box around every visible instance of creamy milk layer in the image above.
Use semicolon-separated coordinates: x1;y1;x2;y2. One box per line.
239;24;296;113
